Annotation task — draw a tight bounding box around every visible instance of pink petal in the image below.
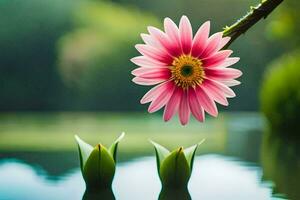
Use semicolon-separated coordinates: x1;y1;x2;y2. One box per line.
131;56;168;68
219;57;240;68
217;36;231;51
179;91;190;125
200;32;223;59
191;21;210;58
140;81;173;104
179;16;193;55
164;18;182;55
163;87;182;121
220;79;241;87
132;67;169;76
147;26;179;57
195;86;218;117
204;78;236;98
135;44;173;64
201;80;228;106
205;68;243;80
132;77;167;86
138;72;170;79
148;83;175;113
202;50;233;68
141;33;163;50
132;67;171;79
188;88;205;122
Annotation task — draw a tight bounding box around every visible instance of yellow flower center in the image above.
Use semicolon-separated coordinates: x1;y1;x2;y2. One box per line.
170;55;205;89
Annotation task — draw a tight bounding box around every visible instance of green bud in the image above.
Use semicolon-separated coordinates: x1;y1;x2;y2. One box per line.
75;132;125;190
151;139;205;189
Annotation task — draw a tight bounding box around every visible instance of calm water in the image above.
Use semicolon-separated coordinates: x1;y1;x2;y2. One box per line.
0;155;281;200
0;113;299;200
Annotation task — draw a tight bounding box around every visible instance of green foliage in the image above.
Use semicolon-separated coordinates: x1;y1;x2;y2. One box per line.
151;140;204;188
57;1;159;110
260;50;300;135
75;133;125;189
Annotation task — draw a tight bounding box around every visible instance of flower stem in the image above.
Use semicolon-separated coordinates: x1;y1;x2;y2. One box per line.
223;0;284;48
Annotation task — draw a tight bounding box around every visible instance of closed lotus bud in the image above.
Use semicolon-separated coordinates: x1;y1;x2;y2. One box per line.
151;139;205;189
75;132;125;190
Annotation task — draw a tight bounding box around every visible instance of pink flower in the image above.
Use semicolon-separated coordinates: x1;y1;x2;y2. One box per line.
131;16;242;125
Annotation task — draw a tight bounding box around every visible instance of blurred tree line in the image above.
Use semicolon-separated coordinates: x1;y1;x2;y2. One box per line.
0;0;294;111
0;0;79;110
260;0;300;135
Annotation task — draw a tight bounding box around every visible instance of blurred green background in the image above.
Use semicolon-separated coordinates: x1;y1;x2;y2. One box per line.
0;0;295;112
0;0;299;147
0;0;299;199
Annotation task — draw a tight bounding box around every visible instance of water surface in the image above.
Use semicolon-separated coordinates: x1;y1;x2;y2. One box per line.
0;155;282;200
0;113;298;199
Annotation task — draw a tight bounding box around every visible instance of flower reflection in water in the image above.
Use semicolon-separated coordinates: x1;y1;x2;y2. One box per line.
159;188;191;200
82;188;115;200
